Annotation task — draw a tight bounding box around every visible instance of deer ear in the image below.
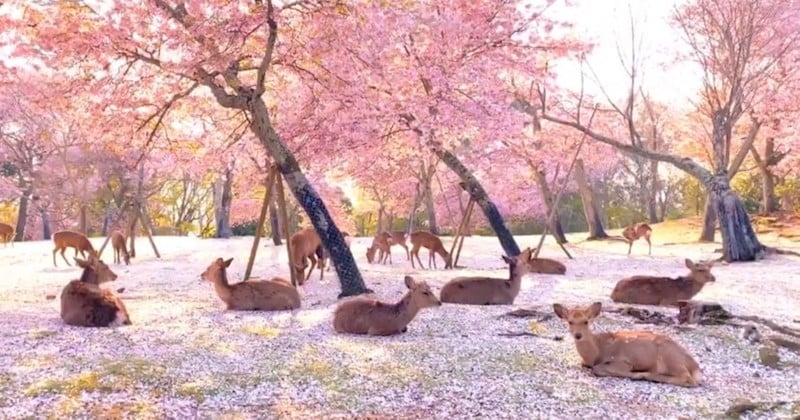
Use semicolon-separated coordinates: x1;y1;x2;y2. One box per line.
587;302;602;318
501;255;512;264
404;275;415;289
684;258;695;269
553;303;567;319
223;258;234;267
74;258;88;268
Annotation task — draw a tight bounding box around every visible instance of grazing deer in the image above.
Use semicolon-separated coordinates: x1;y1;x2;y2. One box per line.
610;258;716;306
410;230;452;269
366;233;393;264
60;254;131;327
553;302;701;387
333;275;441;336
110;230;131;265
0;222;14;247
289;227;322;284
440;247;539;305
385;231;410;260
201;257;301;311
53;230;98;267
622;222;653;255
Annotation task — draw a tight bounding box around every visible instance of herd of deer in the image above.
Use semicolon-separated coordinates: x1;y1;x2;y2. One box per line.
8;220;717;388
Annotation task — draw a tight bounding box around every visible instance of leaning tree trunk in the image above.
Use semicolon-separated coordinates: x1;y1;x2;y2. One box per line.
13;189;30;242
708;175;764;261
532;166;567;244
268;195;281;245
213;165;233;239
433;148;520;257
699;192;717;242
574;159;608;240
248;97;370;298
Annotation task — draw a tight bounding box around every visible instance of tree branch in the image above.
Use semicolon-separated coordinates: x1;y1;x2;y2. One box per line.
255;0;279;96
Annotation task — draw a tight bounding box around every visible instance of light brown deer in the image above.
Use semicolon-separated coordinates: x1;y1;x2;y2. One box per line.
0;222;14;247
53;230;98;267
289;227;322;284
201;257;301;311
110;230;131;265
60;254;131;327
333;275;441;336
622;222;653;255
386;231;410;260
366;233;393;264
611;258;716;306
553;302;702;387
410;230;452;269
440;247;539;305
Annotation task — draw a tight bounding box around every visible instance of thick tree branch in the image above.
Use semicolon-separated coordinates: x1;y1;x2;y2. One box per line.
727;118;761;177
255;0;279;96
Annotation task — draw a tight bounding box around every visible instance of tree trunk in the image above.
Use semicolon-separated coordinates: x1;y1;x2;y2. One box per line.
422;174;439;234
248;97;369;298
761;171;777;214
13;190;30;242
375;205;384;234
40;207;51;240
574;159;608;240
101;205;111;237
407;182;422;234
213;164;233;239
433;148;520;257
79;205;88;234
699;192;717;242
128;211;138;258
269;194;281;245
532;166;567;244
646;160;660;223
709;175;765;261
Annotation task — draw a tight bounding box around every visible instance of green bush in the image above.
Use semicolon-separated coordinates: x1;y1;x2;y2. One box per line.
231;220;259;236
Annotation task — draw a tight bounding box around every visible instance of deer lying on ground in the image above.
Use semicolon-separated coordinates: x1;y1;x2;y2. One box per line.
622;222;653;255
553;301;702;387
526;248;567;275
0;222;13;247
333;275;440;336
440;247;539;305
201;257;300;311
410;230;452;269
60;254;131;327
110;230;131;265
53;230;97;267
289;227;322;284
610;258;716;306
366;232;393;264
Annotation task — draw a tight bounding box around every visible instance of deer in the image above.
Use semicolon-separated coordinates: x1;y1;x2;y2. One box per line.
366;233;393;264
440;247;540;305
610;258;716;306
332;275;441;336
385;231;410;260
200;257;301;311
622;222;653;255
0;222;14;247
409;230;452;269
53;230;98;267
60;254;132;327
110;230;131;265
553;301;702;387
289;227;322;284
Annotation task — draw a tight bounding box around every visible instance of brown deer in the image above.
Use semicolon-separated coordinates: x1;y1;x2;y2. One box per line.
60;254;131;327
0;222;14;247
366;233;393;264
110;230;131;265
386;231;410;260
440;247;539;305
410;230;452;269
201;257;301;311
333;275;441;336
289;227;322;284
53;230;98;267
622;222;653;255
553;302;702;387
610;258;716;306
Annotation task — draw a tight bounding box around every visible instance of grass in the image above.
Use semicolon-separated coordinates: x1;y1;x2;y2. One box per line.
25;358;168;398
241;324;281;339
26;372;112;397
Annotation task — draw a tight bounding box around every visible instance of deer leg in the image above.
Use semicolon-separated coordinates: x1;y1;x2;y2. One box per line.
306;255;317;282
637;370;699;387
646;235;652;256
53;247;59;267
589;360;648;381
627;241;633;255
415;251;426;270
60;248;72;266
403;244;410;260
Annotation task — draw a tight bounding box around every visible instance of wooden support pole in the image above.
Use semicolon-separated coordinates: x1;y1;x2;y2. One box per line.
138;203;161;258
274;172;297;286
244;166;278;281
448;196;475;267
453;198;475;267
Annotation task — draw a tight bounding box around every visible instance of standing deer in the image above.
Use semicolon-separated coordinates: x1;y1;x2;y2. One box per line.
610;258;716;306
553;302;702;387
385;231;410;260
410;230;452;269
60;254;131;327
0;222;14;247
366;233;393;264
440;247;538;305
333;275;441;336
289;227;322;284
622;222;653;255
110;230;131;265
201;257;300;311
53;230;98;267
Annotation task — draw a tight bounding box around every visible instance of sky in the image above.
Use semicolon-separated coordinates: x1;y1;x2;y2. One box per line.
549;0;702;111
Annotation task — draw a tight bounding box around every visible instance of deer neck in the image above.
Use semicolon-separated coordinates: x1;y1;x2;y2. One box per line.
391;292;420;327
507;264;524;296
210;270;234;304
680;274;706;295
574;332;604;366
79;269;99;285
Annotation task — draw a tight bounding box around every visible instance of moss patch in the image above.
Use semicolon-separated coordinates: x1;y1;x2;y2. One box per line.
26;372;112;397
241;325;281;339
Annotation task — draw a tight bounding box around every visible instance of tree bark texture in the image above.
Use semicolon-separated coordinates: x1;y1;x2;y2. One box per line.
13;190;30;242
532;166;567;244
699;192;717;242
40;206;51;240
434;148;520;257
269;194;281;245
574;159;608;239
248;97;369;297
646;160;660;223
214;164;233;239
422;173;439;235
